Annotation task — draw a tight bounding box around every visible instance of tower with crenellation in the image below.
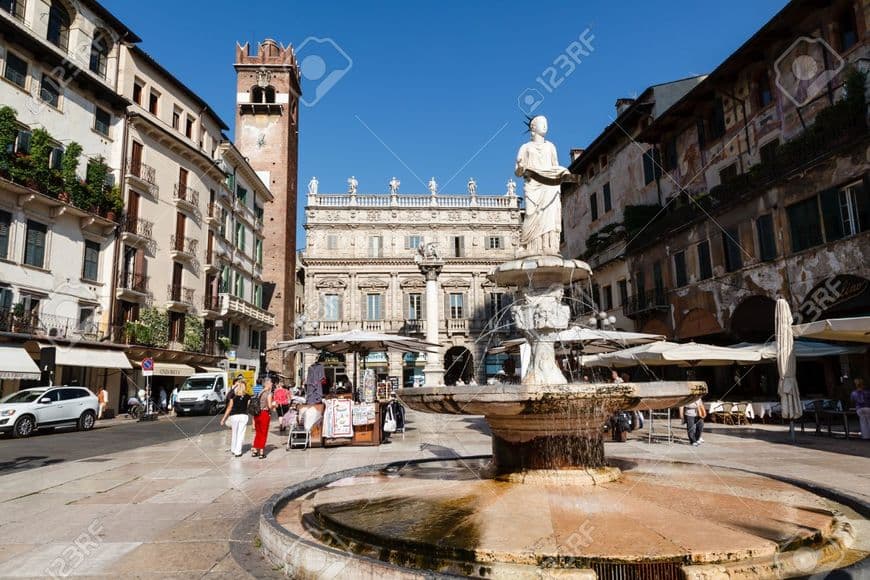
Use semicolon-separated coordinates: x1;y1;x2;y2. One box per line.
234;39;301;376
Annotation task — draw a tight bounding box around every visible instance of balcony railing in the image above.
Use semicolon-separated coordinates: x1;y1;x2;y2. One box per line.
173;183;200;212
446;318;469;334
167;285;195;306
122;216;154;241
170;235;198;259
0;307;106;340
203;294;220;312
310;192;521;209
207;201;219;220
623;288;670;318
127;159;158;197
402;319;426;334
117;271;149;294
361;320;384;332
220;293;275;327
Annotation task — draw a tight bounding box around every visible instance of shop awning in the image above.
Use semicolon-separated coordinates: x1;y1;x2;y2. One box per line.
0;345;41;380
197;366;223;373
38;343;132;369
150;362;195;377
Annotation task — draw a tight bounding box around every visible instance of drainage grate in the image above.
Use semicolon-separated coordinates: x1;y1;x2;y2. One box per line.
591;560;684;580
78;457;113;463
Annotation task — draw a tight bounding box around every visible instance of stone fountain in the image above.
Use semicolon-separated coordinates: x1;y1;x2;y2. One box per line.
260;116;864;579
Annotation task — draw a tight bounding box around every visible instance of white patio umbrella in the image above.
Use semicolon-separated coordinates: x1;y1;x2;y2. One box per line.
776;298;802;442
730;340;867;360
792;316;870;343
587;340;761;368
486;327;665;355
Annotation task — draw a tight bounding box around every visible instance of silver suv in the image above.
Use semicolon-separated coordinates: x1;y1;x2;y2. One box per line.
0;386;99;438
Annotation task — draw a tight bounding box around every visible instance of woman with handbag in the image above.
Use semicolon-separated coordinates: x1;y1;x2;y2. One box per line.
251;378;275;458
220;377;251;457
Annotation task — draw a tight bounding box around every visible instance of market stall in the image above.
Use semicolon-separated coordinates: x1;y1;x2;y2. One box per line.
273;330;437;448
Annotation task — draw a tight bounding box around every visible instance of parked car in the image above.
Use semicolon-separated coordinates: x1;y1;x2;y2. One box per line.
0;386;99;438
174;372;228;416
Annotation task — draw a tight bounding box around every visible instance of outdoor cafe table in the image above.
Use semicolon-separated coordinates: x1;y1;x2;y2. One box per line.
704;401;756;420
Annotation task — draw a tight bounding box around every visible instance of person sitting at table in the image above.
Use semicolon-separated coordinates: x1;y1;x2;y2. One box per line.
850;377;869;440
679;397;706;446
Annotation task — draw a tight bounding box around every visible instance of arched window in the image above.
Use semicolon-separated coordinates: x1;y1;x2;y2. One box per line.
89;29;112;78
263;86;276;103
46;0;71;52
251;86;264;103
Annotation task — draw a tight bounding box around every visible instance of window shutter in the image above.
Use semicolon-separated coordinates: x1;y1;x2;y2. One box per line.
819;188;844;242
459;236;465;257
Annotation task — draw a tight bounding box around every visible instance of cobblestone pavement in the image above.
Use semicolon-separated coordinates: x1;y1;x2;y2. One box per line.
0;410;866;578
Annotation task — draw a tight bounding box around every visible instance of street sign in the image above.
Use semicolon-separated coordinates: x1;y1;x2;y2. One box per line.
141;357;154;377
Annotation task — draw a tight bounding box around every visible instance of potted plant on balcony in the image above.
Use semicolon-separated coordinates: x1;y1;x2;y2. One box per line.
84;156;110;214
0;106;18;180
10;303;26;333
217;336;232;352
59;142;82;204
103;185;123;222
183;315;204;352
28;128;53;194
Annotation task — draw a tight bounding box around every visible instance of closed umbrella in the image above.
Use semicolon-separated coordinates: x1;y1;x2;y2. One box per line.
776;298;802;442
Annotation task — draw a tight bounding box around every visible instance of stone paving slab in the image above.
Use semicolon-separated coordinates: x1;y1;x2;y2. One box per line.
0;410;866;578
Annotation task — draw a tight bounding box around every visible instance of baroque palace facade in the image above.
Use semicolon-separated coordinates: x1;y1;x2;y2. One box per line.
299;179;521;387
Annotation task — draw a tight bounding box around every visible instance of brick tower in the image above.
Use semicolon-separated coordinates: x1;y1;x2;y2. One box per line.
234;39;301;376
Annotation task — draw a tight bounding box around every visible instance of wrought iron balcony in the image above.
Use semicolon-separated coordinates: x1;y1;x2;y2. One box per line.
116;271;149;302
203;294;221;315
0;307;105;340
166;285;195;309
173;183;200;215
127;159;158;197
623;288;670;319
121;216;154;245
170;235;198;261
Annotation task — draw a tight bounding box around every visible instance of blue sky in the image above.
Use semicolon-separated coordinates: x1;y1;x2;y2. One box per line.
104;0;787;247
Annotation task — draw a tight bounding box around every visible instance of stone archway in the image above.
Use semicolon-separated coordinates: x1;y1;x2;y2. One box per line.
730;295;776;343
444;346;473;386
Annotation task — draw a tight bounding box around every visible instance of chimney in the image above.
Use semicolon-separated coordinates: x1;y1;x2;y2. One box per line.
615;98;635;115
570;148;585;162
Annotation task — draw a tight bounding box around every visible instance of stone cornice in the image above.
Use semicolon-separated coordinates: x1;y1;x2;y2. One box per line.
301;257;510;267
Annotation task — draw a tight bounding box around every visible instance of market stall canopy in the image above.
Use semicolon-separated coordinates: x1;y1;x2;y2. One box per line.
273;329;439;355
0;345;41;380
792;316;870;343
730;340;867;360
486;327;665;355
36;343;132;369
584;341;762;367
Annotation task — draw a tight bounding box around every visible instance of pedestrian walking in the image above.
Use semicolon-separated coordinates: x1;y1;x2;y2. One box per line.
169;386;178;416
253;377;264;398
679;397;707;446
97;387;108;420
220;378;251;457
159;388;168;413
273;380;291;433
850;377;869;440
251;378;275;458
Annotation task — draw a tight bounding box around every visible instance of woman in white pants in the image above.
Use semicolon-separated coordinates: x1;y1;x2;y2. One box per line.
220;380;251;457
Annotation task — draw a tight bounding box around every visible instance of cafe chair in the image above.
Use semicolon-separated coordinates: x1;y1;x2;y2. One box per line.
711;402;733;425
731;402;750;426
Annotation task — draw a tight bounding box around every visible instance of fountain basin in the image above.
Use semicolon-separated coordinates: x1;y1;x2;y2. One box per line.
400;381;705;472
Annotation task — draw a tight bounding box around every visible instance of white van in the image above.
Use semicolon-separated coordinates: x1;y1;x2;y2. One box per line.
174;372;228;416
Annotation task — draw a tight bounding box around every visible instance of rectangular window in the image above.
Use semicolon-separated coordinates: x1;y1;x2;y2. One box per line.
78;306;95;333
617;279;628;306
590;192;599;221
759;140;779;165
81;240;99;281
235;222;245;252
603;182;612;213
487;292;505;319
236;186;247;205
229;323;240;346
322;294;340;321
662;138;678;171
185;116;194;139
234;271;244;297
132;81;143;105
449;293;464;319
40;73;60;107
0;0;26;20
405;235;422;250
49;146;63;170
0;209;10;260
148;90;159;115
719;163;738;184
652;261;665;302
220;265;230;293
407;293;422;320
171;107;181;129
486;236;502;250
4;51;27;88
787;197;823;252
254;204;264;222
722;226;743;272
602;285;613;311
368;235;383;258
94;107;111;137
451;235;465;257
755;214;777;261
24;220;47;268
642;148;661;185
249;327;260;350
756;71;773;108
255;238;263;265
673;250;688;287
822;182;869;241
366;293;382;321
708;98;726;140
697;241;713;280
253;284;263;308
15;129;31;154
327;234;338;250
